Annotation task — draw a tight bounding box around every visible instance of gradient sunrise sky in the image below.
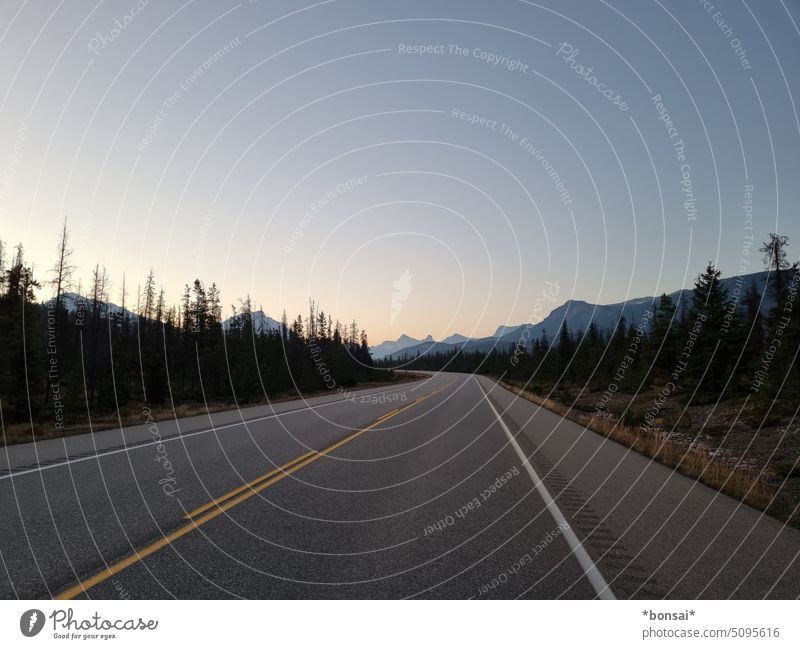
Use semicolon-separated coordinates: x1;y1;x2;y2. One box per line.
1;0;798;343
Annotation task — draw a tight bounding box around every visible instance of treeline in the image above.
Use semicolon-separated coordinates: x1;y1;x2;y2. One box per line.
0;225;377;430
386;234;800;411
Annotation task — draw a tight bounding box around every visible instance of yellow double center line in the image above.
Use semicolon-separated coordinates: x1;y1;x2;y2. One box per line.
55;384;448;600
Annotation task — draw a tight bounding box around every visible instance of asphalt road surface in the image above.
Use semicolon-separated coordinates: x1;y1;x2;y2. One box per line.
1;373;798;599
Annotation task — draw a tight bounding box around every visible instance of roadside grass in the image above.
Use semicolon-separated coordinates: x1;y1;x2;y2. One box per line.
1;372;425;446
500;379;796;527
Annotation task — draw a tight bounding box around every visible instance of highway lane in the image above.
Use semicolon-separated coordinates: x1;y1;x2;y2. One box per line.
0;378;433;476
481;376;800;599
0;377;436;598
0;373;600;599
1;372;798;599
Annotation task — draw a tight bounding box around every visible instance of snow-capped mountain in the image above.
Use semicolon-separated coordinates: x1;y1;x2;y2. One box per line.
56;291;132;318
222;310;282;332
55;293;282;333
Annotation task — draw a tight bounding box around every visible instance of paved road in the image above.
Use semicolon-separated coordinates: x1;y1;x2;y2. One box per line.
1;373;798;599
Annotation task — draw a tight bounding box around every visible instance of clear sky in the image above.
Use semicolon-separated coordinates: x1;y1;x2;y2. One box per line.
1;0;798;343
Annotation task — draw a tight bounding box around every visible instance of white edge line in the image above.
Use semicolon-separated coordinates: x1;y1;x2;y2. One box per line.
476;377;615;600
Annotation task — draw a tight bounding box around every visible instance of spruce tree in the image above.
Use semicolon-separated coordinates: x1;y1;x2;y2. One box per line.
684;263;736;402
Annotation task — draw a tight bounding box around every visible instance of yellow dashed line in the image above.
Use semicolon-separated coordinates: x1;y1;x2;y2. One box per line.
55;384;447;600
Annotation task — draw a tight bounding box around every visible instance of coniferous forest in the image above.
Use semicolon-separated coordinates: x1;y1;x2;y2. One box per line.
0;223;380;442
383;233;800;418
379;234;800;523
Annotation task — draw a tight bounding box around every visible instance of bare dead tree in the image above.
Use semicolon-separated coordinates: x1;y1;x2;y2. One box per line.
760;233;790;296
760;233;790;273
50;216;75;314
45;217;76;404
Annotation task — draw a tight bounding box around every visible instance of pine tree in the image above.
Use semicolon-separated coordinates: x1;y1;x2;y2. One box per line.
86;264;108;407
0;246;43;419
684;263;736;401
739;281;766;389
651;293;678;380
557;322;573;382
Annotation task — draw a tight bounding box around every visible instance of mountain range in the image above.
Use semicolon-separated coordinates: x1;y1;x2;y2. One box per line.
54;270;775;359
370;333;484;358
377;270;774;360
57;293;282;333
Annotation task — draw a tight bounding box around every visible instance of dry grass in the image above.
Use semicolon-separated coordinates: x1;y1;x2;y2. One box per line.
2;373;426;446
500;379;789;523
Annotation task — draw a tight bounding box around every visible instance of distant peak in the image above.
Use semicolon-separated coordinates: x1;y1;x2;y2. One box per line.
493;323;524;337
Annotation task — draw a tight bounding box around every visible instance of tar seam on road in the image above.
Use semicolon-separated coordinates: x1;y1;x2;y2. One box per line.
476;377;616;600
54;384;448;600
